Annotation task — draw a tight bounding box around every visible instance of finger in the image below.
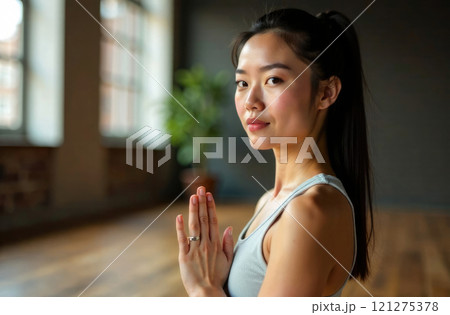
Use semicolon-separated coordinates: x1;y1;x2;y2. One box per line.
176;214;189;255
188;194;200;248
222;226;234;263
197;186;209;243
206;192;220;242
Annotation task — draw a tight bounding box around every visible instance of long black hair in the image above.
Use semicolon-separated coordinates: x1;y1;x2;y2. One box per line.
231;8;374;281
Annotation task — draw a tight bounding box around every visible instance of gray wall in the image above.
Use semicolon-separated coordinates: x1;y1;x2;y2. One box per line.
178;0;450;210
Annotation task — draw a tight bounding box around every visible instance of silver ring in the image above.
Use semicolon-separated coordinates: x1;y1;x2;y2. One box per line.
188;236;200;242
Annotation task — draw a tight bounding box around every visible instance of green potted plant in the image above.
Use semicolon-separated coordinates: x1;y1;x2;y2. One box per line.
164;65;229;195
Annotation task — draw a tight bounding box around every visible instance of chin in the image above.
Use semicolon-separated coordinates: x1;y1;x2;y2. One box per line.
247;135;273;150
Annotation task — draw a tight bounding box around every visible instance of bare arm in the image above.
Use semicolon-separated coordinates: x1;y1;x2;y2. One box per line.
258;193;339;296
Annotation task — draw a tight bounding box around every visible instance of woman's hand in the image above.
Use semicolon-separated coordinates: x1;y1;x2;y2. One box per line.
176;186;234;296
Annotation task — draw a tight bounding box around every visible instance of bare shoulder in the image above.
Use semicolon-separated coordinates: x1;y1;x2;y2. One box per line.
293;184;350;217
274;183;353;244
260;184;353;296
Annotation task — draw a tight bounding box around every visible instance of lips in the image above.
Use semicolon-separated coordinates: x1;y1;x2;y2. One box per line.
246;117;270;132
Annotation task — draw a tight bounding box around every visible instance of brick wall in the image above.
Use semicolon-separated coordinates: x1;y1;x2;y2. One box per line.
0;147;52;214
0;146;179;242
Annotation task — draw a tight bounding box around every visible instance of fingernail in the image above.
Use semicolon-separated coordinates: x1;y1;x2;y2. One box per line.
177;214;182;223
192;195;197;205
228;227;233;236
207;193;213;202
198;187;205;196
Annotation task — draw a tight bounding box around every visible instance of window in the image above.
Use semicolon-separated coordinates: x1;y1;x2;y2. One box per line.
100;0;173;138
0;0;24;131
100;0;144;136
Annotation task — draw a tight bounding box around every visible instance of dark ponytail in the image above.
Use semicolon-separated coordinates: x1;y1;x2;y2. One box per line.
317;10;375;281
231;9;374;281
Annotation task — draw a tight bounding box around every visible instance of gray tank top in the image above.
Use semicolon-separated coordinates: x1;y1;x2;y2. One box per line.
226;173;357;297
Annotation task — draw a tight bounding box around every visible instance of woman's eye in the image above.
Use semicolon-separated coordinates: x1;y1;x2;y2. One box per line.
266;77;283;85
235;80;248;88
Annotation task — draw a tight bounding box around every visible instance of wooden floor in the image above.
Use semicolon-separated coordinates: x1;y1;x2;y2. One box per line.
0;203;448;297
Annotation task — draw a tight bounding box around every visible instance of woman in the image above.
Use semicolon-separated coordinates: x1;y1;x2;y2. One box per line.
175;8;374;297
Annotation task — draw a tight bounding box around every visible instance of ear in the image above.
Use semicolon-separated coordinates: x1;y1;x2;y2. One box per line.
317;76;342;110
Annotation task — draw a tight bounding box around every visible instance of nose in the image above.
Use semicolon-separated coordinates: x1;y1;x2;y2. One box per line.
244;87;265;111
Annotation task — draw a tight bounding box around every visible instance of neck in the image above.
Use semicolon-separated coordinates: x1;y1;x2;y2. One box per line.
271;133;334;197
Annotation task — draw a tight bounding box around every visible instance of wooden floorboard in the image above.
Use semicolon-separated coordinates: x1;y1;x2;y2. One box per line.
0;203;448;296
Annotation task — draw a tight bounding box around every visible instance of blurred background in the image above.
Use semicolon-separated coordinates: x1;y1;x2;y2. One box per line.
0;0;448;296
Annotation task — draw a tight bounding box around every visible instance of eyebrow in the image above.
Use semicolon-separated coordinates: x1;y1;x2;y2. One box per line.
235;63;292;74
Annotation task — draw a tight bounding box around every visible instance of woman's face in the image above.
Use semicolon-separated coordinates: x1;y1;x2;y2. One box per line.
235;32;319;150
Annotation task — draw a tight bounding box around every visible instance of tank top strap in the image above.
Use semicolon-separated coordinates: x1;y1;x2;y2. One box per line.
284;173;340;205
268;173;341;221
239;173;341;242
